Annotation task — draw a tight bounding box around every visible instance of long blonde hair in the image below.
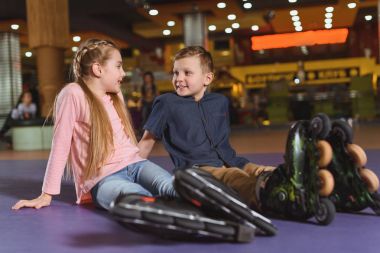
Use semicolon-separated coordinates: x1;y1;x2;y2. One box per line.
65;38;137;180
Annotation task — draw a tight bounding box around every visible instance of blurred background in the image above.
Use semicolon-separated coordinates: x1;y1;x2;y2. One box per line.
1;0;380;151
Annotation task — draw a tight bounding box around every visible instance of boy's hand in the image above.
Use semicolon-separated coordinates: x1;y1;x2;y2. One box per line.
12;193;52;210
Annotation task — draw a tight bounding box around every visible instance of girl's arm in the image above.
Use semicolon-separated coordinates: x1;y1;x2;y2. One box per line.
138;130;156;158
12;87;78;210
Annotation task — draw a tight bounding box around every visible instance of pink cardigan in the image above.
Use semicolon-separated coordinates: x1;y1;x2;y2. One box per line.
42;83;144;204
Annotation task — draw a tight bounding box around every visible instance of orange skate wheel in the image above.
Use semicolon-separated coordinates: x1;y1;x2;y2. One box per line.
347;144;367;167
359;168;380;193
317;140;333;168
318;169;334;197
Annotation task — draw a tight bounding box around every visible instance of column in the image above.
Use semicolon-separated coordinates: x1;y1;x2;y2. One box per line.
26;0;70;116
183;11;208;48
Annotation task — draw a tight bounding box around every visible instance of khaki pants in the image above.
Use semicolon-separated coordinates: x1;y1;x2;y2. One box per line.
200;163;275;210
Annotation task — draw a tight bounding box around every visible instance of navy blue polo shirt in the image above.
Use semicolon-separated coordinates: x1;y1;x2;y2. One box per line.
144;92;249;170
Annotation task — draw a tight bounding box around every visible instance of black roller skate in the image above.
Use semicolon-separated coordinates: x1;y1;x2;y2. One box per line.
109;193;256;243
174;167;278;236
261;113;336;225
326;119;380;215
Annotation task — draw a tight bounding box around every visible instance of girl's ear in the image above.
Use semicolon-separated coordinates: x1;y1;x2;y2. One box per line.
204;72;214;87
91;63;102;78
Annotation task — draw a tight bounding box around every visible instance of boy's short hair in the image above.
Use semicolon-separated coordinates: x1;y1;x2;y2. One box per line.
174;46;214;73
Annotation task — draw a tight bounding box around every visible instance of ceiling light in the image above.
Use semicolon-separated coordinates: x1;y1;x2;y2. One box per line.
167;21;175;26
290;10;298;16
325;18;332;24
347;3;356;9
73;36;81;42
325;13;333;18
25;52;32;57
72;47;78;52
217;2;226;9
243;2;252;9
149;9;158;16
227;14;236;20
289;0;297;3
295;26;303;32
325;23;332;29
208;25;216;31
251;25;259;31
325;7;334;13
365;15;373;21
292;16;300;22
163;29;171;36
293;21;301;27
11;24;19;30
225;27;233;33
232;23;240;29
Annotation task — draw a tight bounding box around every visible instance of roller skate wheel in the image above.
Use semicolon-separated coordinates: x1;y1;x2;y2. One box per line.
315;198;335;225
317;140;333;168
318;169;334;197
359;168;380;193
347;144;367;167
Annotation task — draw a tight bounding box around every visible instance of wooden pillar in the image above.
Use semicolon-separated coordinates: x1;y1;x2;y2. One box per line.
26;0;69;116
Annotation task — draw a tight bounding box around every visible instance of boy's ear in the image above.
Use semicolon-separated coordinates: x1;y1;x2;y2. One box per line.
204;72;214;86
91;63;102;78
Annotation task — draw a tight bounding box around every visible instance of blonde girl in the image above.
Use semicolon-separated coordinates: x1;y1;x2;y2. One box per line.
13;39;176;210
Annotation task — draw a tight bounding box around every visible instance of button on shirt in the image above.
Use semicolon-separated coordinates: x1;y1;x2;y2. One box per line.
144;92;249;170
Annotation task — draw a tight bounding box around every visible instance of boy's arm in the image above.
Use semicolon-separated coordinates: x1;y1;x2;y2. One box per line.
138;130;157;158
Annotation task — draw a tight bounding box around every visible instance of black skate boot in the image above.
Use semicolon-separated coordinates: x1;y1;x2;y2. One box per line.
109;193;255;243
174;167;278;236
261;113;336;225
326;119;380;215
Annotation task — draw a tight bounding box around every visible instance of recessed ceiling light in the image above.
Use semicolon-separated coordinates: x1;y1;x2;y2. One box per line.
292;16;300;22
225;27;233;33
325;12;333;18
73;36;81;42
72;47;78;52
167;21;175;26
290;10;298;16
293;21;301;27
25;52;32;57
325;7;334;13
365;15;373;21
11;24;19;30
243;2;252;9
325;23;332;29
325;18;333;24
163;29;171;35
347;2;356;9
251;25;259;31
149;9;159;16
217;2;226;9
208;25;216;31
232;23;240;29
295;26;303;32
289;0;297;3
227;14;236;20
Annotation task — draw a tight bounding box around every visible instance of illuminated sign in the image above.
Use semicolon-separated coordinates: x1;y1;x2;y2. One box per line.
251;28;349;50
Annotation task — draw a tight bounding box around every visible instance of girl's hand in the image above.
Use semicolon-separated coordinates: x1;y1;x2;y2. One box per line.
12;193;52;210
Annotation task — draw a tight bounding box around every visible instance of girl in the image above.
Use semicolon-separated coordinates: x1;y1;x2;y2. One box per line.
11;90;37;120
12;39;176;210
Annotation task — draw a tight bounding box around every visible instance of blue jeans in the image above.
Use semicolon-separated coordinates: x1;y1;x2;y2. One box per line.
91;160;177;210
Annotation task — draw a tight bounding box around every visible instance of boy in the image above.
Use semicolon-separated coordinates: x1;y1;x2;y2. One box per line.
138;46;274;210
138;46;380;220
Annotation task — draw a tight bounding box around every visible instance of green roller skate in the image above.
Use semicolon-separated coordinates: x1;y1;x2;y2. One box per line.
326;119;380;214
261;113;336;225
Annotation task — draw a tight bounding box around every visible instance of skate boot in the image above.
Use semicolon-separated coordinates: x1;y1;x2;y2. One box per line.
261;113;336;225
326;119;380;215
109;193;255;243
174;167;278;236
